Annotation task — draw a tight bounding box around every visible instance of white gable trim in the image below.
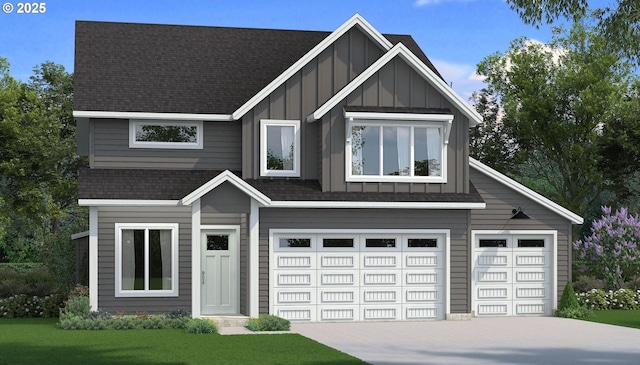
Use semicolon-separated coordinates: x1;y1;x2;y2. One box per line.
231;14;392;120
306;43;482;126
180;170;271;206
78;199;181;207
268;201;486;209
469;157;583;224
73;110;233;121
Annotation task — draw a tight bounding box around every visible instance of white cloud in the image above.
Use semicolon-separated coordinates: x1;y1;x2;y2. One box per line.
430;59;485;101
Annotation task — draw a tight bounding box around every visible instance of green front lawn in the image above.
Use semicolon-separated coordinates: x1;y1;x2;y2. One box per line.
0;318;368;365
581;310;640;329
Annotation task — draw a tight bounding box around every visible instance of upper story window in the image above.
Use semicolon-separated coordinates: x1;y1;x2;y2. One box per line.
260;119;300;177
345;112;452;183
129;120;203;149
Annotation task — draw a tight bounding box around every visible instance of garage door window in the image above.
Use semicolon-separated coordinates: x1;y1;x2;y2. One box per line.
323;238;354;248
408;238;437;248
365;238;396;248
479;239;507;247
517;239;545;248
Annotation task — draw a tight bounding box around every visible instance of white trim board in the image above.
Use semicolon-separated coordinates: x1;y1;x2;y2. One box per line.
73;110;233;121
469;158;583;224
231;14;392;120
181;170;271;206
306;43;482;126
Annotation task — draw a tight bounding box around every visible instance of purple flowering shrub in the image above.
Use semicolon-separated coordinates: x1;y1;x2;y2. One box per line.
573;206;640;289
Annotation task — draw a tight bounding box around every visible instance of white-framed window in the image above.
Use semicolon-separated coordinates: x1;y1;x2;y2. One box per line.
260;119;300;177
347;120;446;182
114;223;179;297
129;120;203;149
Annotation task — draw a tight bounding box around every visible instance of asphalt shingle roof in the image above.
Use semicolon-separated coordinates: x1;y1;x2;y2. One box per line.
74;21;443;114
79;168;484;204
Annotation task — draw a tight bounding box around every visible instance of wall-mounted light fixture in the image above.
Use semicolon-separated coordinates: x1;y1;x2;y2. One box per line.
511;207;530;219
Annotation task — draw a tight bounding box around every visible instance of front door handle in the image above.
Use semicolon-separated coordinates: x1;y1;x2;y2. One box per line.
201;271;205;285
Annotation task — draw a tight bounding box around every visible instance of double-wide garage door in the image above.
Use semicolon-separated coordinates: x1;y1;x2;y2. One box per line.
270;230;447;322
472;232;554;316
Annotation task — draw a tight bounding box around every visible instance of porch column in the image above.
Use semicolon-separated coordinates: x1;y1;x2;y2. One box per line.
89;206;98;311
191;199;201;318
249;199;260;317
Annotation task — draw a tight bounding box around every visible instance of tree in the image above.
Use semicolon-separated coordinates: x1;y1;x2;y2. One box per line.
573;206;640;289
505;0;640;65
0;58;85;262
475;21;636;217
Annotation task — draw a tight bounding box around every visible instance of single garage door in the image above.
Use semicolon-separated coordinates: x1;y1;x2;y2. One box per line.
270;230;448;322
472;232;555;316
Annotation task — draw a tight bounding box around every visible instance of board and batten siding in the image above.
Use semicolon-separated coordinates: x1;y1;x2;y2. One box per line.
90;118;241;170
241;28;385;181
97;206;192;313
469;169;573;304
258;208;471;315
322;57;470;194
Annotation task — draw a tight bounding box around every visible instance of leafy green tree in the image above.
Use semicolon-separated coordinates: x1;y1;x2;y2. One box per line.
505;0;640;65
475;21;636;218
0;58;85;263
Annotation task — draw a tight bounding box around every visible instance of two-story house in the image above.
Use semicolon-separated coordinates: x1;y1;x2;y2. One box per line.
74;15;583;322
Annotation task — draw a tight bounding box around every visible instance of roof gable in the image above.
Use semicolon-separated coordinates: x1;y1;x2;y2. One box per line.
469;158;583;224
306;43;482;126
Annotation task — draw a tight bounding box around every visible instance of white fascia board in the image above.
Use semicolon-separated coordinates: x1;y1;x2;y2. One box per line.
78;199;180;207
268;201;486;209
307;43;483;127
231;14;392;120
73;110;234;122
469;157;584;224
344;111;455;122
181;170;272;206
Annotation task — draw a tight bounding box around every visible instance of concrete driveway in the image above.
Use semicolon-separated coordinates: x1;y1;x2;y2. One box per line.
291;317;640;365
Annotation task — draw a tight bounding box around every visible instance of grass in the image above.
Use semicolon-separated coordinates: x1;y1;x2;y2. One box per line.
581;310;640;330
0;318;368;365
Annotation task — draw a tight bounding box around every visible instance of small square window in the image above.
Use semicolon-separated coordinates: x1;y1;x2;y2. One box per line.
408;238;438;248
479;239;507;248
260;120;300;177
365;238;396;248
323;239;354;248
518;239;545;248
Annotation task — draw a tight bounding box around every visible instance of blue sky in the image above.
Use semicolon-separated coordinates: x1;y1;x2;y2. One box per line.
0;0;571;99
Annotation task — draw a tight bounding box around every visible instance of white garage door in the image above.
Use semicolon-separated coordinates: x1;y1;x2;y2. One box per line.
472;232;555;316
270;230;448;322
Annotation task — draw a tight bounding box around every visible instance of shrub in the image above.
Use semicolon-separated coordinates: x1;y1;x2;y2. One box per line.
62;296;90;317
572;275;605;293
0;264;57;297
185;318;218;334
58;309;191;330
555;306;593;319
557;282;579;311
0;293;66;318
246;314;290;332
576;288;640;310
165;308;190;319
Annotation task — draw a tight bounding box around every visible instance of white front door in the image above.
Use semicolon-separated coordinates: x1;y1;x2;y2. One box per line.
201;228;239;315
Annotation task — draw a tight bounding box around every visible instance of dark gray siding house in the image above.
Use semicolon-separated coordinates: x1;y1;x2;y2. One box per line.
74;14;582;322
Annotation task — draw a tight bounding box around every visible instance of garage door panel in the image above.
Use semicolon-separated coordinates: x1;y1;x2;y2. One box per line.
514;301;549;315
404;269;442;286
474;267;512;284
319;289;359;304
362;305;401;320
514;268;548;283
276;271;315;286
514;285;546;299
276;306;316;322
404;288;440;302
362;270;401;286
404;304;441;320
514;252;549;267
361;288;401;303
405;253;441;267
320;305;358;321
319;253;359;269
476;252;510;267
275;288;315;305
275;254;315;269
476;286;510;301
320;271;359;286
477;302;509;316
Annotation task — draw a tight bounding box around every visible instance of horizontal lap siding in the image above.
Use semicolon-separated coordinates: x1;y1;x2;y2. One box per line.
470;170;573;304
92;119;241;170
258;208;471;314
97;206;192;313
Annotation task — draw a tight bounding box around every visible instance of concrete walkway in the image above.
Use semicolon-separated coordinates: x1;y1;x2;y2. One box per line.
291;317;640;365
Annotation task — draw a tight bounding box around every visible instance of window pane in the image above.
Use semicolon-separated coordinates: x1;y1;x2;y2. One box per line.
383;126;410;176
414;127;441;176
518;239;545;248
149;230;172;290
479;239;507;248
323;239;354;248
207;235;229;251
366;238;396;248
279;238;311;248
122;229;145;290
135;124;197;143
351;125;379;175
408;238;438;248
266;125;295;171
